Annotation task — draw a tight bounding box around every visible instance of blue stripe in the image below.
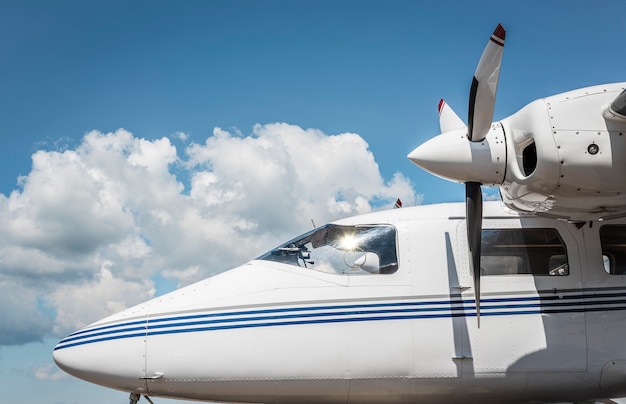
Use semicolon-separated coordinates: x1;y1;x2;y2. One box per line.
64;291;624;339
54;290;626;351
57;303;626;350
56;301;547;346
66;319;147;338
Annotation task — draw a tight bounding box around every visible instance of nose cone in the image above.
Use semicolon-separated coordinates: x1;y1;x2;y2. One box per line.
53;314;148;394
408;125;506;185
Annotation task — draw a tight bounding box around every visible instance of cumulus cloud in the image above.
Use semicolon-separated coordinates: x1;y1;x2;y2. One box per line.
48;263;155;335
0;280;52;345
0;123;421;345
33;362;69;381
186;124;418;231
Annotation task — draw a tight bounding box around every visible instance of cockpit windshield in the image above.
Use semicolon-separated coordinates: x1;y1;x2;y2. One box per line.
258;224;398;275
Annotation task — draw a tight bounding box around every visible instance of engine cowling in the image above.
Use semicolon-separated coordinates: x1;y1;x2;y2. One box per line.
500;83;626;220
409;83;626;221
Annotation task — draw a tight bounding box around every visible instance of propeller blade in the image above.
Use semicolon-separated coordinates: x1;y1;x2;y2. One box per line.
466;182;483;326
468;23;506;142
438;99;466;133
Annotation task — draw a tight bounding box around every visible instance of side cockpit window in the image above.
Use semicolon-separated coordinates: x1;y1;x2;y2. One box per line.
600;225;626;275
480;228;568;276
258;224;398;275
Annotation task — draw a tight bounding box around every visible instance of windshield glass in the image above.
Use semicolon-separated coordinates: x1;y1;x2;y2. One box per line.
258;224;398;275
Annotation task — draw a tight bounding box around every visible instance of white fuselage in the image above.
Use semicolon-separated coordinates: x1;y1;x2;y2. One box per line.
53;202;626;403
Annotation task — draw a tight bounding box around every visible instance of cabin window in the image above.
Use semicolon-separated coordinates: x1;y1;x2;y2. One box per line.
600;225;626;275
258;224;398;275
480;228;568;276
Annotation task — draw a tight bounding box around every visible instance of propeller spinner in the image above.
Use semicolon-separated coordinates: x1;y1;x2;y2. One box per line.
409;24;506;326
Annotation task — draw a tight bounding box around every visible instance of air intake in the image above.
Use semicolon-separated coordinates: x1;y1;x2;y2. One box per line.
522;141;537;177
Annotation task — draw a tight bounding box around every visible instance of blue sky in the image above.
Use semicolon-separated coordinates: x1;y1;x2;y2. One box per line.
1;1;626;403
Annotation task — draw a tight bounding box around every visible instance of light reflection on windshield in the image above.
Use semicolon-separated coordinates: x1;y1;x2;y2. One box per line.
258;224;398;275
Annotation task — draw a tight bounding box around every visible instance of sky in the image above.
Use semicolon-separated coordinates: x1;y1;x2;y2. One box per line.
1;1;626;403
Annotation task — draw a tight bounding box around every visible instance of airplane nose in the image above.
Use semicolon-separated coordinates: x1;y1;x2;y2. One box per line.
53;316;148;394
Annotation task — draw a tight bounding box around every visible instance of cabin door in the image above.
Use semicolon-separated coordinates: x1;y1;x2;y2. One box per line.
456;218;587;375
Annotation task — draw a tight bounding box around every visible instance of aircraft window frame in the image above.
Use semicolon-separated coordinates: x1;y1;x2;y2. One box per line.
600;225;626;275
257;224;399;275
479;228;569;276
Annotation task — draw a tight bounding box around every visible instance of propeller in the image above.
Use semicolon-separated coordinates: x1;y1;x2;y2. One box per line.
438;99;466;133
466;181;483;326
409;24;506;326
465;23;506;326
468;23;506;142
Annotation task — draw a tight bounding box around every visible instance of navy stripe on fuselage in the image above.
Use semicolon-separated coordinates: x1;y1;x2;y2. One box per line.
53;289;626;351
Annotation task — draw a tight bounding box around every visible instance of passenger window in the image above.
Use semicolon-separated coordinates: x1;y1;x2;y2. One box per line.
480;228;568;276
600;225;626;275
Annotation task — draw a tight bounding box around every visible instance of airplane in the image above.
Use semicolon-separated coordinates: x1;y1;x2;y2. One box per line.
53;23;626;404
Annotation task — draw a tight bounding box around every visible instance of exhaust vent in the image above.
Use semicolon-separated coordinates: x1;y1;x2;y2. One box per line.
522;141;537;177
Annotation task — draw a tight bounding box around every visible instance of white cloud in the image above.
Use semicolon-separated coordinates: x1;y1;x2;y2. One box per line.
47;264;155;335
0;278;52;345
483;187;501;201
0;148;136;257
173;131;189;142
33;362;69;381
186;123;420;232
0;124;421;344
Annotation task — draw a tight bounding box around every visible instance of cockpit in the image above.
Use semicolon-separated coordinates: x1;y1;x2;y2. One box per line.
258;224;398;275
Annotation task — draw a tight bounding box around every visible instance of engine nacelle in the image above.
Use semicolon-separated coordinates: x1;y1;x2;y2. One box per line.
409;83;626;222
501;83;626;220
